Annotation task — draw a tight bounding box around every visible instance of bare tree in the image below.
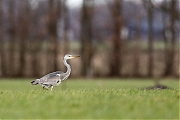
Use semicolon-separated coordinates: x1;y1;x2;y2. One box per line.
147;0;154;77
150;0;179;77
157;0;178;76
143;0;154;77
80;0;94;77
0;0;5;76
108;0;123;77
8;0;16;76
133;5;142;77
31;9;42;77
47;0;61;72
63;0;70;54
17;1;30;77
163;0;177;76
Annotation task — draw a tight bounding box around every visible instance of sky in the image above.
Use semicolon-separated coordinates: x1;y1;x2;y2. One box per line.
67;0;83;8
29;0;164;9
66;0;163;8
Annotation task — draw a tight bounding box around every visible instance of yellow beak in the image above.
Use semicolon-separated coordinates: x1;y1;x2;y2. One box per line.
72;55;80;58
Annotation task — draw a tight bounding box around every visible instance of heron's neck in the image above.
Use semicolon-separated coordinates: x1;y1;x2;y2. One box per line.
63;59;71;75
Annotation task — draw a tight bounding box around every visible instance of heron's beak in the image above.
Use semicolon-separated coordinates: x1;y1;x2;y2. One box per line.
72;55;80;58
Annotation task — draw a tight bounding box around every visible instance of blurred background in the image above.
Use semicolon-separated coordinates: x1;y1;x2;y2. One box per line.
0;0;179;78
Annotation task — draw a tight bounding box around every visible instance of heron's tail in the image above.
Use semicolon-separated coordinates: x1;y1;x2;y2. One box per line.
31;79;39;85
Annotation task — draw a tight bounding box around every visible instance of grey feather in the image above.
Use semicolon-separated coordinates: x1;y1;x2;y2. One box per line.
40;71;65;85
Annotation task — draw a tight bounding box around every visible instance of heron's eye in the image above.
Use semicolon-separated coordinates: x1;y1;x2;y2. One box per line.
69;56;70;57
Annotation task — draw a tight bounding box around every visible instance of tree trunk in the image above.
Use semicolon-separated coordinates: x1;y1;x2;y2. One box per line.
0;0;6;77
109;0;123;77
8;0;16;77
48;0;61;72
163;0;176;76
80;0;94;77
31;8;42;77
18;1;30;77
63;0;70;54
133;7;141;77
147;0;154;77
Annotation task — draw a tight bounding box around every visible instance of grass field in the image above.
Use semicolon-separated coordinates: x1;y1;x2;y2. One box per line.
0;78;179;119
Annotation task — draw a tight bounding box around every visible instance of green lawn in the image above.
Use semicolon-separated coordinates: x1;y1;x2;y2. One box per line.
0;78;179;119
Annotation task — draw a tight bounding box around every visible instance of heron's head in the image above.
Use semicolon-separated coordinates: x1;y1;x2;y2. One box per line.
64;54;80;60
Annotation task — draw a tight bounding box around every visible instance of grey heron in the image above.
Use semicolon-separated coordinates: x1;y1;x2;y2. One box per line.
31;54;80;91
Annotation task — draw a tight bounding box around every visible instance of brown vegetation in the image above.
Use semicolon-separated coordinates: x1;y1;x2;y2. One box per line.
0;0;179;78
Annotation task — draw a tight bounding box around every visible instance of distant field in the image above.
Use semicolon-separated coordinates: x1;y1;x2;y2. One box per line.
0;78;179;119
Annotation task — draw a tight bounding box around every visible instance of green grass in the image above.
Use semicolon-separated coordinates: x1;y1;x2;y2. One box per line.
0;78;179;119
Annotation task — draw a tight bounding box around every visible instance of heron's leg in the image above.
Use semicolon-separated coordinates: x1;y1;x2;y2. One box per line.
51;86;53;91
43;86;48;90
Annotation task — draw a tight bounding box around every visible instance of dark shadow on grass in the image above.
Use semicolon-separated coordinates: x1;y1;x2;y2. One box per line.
143;83;172;90
142;78;172;90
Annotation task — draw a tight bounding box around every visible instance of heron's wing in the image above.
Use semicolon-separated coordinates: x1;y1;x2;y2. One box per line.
38;71;64;84
42;75;61;86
